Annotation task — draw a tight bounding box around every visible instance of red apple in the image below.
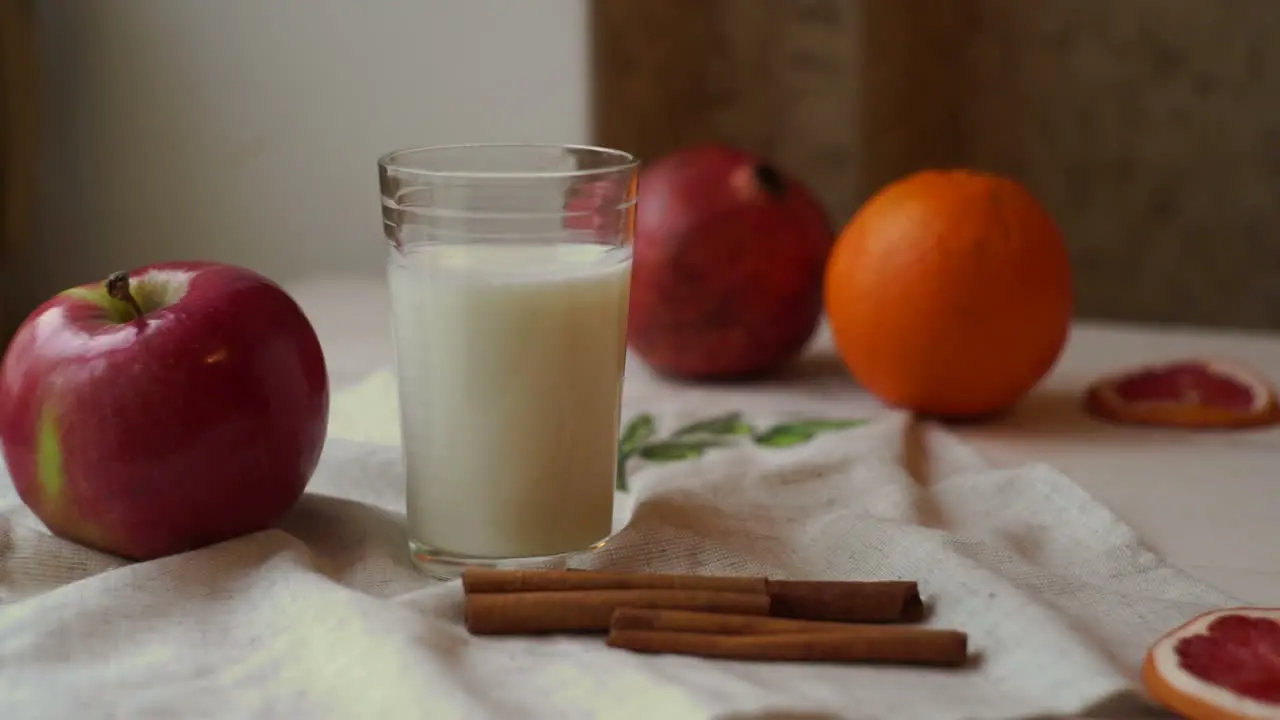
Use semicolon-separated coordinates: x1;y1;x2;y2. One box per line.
0;261;329;560
629;145;835;379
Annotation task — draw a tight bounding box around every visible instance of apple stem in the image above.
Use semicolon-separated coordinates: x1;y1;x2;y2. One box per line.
105;271;146;321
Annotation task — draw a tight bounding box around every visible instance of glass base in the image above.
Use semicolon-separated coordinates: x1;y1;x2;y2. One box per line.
408;536;611;581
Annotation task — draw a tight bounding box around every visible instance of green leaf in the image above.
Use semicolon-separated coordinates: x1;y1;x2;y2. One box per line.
618;414;657;455
753;426;817;448
788;418;869;432
616;456;629;492
637;439;726;462
617;413;661;492
671;412;755;439
753;418;868;448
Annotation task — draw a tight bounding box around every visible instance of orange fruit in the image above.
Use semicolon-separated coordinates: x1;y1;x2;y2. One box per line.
824;169;1073;418
1142;607;1280;719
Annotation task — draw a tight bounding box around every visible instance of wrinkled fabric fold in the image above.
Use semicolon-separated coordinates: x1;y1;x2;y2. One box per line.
0;405;1230;720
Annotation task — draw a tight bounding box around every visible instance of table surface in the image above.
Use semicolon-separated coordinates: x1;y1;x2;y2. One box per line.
287;275;1280;606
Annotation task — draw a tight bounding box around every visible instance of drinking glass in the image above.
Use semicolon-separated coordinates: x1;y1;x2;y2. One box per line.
378;144;638;579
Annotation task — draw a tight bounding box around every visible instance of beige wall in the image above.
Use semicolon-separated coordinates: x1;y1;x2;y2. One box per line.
14;1;1280;332
10;0;587;327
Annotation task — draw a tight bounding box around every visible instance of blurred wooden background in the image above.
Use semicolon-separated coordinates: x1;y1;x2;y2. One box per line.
1;0;38;337
592;0;1280;330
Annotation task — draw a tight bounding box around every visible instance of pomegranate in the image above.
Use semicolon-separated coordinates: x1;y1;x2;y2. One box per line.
628;145;834;380
563;175;632;240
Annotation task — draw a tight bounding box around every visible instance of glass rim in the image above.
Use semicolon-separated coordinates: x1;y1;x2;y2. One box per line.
377;143;639;180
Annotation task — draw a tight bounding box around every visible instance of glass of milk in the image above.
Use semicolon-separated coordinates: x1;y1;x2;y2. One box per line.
378;144;638;579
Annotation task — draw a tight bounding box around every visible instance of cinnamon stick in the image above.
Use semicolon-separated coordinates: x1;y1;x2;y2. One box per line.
461;568;923;623
766;579;924;623
462;567;766;594
607;626;968;667
610;607;930;637
464;589;771;635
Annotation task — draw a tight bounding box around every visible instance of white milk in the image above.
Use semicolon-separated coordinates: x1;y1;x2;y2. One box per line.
388;242;631;559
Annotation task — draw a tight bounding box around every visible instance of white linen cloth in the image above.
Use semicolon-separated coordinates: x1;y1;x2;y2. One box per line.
0;381;1231;720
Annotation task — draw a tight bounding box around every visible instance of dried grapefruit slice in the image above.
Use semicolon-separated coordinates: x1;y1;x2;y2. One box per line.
1143;607;1280;719
1084;359;1279;429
